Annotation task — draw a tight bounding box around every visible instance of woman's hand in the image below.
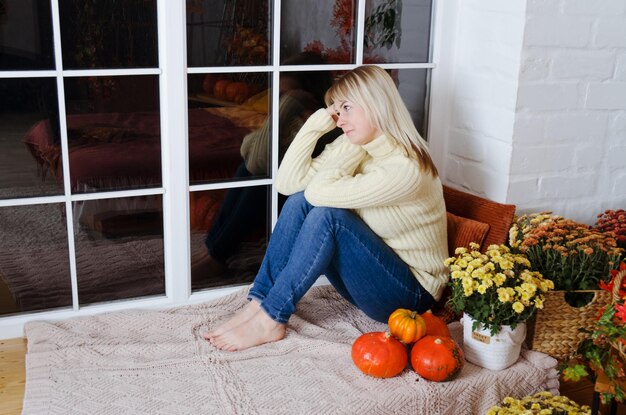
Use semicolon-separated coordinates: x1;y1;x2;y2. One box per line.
326;104;339;123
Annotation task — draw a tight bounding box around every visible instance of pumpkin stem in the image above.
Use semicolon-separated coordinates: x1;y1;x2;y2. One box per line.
384;330;392;339
435;338;442;345
410;311;417;318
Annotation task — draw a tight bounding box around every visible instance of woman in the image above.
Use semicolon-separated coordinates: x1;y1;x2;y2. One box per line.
205;65;448;351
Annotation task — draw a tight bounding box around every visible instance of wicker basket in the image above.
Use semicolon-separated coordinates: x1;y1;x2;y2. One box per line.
526;289;612;360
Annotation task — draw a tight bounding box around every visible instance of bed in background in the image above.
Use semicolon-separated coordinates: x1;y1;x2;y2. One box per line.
22;106;266;233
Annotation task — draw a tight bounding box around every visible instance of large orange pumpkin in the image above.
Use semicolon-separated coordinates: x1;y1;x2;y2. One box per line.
388;308;427;344
213;79;232;100
410;335;464;382
421;310;450;337
351;331;408;378
225;82;250;103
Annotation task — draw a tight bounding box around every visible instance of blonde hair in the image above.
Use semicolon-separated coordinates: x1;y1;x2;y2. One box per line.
324;65;438;177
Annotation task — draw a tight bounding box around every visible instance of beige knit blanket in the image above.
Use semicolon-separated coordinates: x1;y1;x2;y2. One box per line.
23;285;559;415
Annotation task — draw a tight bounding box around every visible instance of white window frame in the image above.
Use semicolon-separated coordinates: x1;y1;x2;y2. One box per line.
0;0;443;339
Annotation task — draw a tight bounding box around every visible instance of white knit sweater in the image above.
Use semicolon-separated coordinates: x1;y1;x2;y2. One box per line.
276;109;449;300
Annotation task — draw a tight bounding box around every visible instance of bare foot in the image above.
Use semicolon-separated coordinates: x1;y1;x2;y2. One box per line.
210;309;286;351
204;300;260;340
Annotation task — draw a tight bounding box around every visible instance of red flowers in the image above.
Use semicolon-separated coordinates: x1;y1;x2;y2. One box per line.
600;261;626;300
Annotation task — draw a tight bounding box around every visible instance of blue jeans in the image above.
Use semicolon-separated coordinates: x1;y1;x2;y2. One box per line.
204;163;267;262
248;192;434;323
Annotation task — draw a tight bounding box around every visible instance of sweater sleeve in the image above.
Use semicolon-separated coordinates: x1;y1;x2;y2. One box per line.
275;109;338;195
304;151;423;209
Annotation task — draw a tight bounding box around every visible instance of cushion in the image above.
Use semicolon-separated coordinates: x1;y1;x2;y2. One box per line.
443;185;516;250
446;212;491;254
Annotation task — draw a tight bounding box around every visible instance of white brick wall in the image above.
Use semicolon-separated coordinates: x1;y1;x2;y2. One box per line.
443;0;526;201
512;0;626;223
440;0;626;225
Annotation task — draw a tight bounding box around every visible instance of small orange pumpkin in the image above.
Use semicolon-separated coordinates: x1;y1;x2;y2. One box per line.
351;331;408;378
388;308;427;344
421;310;450;337
410;335;464;382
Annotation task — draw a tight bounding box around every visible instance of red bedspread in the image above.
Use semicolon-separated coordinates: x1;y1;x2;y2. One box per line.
23;108;262;192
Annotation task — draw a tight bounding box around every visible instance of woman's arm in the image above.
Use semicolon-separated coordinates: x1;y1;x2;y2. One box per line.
304;153;423;209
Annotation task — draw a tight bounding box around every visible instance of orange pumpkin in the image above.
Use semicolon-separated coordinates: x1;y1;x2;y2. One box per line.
388;308;427;344
421;310;450;337
410;335;464;382
213;79;232;99
225;82;250;103
351;331;408;378
202;74;219;94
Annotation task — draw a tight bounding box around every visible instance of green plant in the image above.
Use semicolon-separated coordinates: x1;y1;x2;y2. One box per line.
445;243;554;335
561;261;626;404
364;0;403;50
509;212;623;292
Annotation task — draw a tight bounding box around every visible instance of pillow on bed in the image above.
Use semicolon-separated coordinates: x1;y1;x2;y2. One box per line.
446;212;491;254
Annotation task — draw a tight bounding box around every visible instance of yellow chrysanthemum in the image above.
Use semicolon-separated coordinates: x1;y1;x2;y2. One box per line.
512;302;524;313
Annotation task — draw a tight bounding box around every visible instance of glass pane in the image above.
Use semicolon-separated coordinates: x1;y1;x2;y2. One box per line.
186;0;271;67
58;0;158;69
0;0;55;70
364;0;432;64
0;203;72;315
74;195;165;305
190;186;270;291
277;70;342;163
0;77;63;199
281;0;357;65
63;75;161;193
188;72;270;184
395;68;429;137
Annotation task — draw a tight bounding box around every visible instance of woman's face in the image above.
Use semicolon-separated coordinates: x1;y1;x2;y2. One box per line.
334;100;381;145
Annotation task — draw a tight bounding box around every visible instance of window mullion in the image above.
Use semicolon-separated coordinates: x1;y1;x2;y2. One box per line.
356;0;366;65
157;0;191;303
50;0;80;311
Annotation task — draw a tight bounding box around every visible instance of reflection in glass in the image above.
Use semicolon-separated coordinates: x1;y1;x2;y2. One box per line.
190;186;270;291
394;68;429;137
277;68;342;163
0;0;55;70
74;195;165;305
63;75;161;193
364;0;432;64
0;77;63;199
186;0;271;67
58;0;158;69
281;0;356;65
187;72;270;185
0;203;71;315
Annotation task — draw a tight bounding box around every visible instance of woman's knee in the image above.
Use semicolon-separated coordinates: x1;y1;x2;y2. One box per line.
305;206;352;225
283;192;308;211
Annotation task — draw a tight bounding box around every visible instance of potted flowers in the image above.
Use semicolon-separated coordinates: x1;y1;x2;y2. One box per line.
561;261;626;404
508;212;624;360
594;209;626;250
487;391;591;414
445;243;554;370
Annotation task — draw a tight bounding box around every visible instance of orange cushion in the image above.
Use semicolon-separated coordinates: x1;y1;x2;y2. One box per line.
446;212;491;254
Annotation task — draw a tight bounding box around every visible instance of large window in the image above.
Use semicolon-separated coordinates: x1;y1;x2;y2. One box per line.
0;0;435;336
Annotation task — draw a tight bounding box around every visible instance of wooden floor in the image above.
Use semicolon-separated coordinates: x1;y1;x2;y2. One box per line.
0;338;26;415
0;337;623;415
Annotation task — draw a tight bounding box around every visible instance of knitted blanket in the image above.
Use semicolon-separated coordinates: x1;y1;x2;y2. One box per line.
23;285;559;415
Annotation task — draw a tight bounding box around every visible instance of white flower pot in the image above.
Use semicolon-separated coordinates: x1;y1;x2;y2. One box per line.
461;313;526;371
